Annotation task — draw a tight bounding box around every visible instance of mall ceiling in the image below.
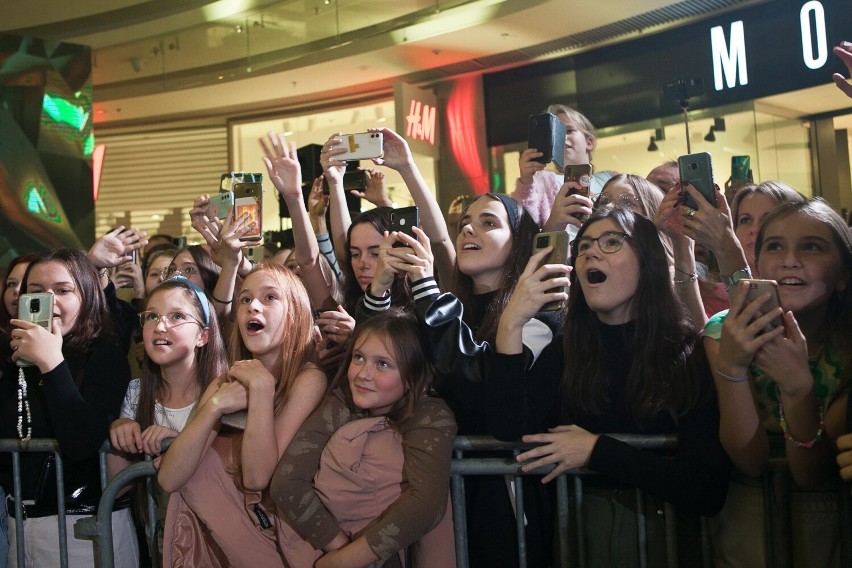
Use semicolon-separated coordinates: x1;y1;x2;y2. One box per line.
1;0;773;126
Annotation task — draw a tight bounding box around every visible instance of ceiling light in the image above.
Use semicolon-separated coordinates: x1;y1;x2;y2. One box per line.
704;126;716;142
647;136;658;152
713;117;726;132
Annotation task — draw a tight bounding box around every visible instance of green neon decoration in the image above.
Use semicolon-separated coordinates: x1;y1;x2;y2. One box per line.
24;181;62;224
42;94;90;131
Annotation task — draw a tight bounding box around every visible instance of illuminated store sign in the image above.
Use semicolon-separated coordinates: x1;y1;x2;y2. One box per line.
394;83;439;158
710;1;832;91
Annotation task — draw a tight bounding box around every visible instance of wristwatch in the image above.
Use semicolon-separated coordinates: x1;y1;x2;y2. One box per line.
721;267;752;288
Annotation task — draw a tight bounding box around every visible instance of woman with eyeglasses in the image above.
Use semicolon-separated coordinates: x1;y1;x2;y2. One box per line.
495;208;730;565
107;276;228;559
165;245;220;297
1;248;138;567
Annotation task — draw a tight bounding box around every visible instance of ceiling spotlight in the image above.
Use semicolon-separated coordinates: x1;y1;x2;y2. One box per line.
647;136;658;152
713;117;726;132
236;25;243;33
704;126;716;142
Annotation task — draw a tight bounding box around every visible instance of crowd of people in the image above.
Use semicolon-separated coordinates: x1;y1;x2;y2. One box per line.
0;39;850;568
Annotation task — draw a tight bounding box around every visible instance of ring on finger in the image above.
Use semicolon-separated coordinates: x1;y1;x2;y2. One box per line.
686;209;697;219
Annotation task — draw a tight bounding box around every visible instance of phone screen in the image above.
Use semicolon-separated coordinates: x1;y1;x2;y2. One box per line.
235;182;263;241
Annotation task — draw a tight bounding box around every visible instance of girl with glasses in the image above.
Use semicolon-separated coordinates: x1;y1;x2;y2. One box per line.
107;277;228;559
157;263;326;567
495;208;730;565
1;248;138;567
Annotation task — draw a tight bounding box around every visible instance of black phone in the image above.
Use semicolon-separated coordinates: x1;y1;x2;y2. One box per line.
678;152;716;209
234;182;263;242
532;231;570;311
528;113;566;170
322;170;368;195
390;206;419;247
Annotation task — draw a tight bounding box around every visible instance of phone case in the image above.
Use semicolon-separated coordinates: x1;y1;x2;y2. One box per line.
731;155;750;183
743;279;782;330
208;191;234;220
678;152;716;209
221;172;263;192
532;231;569;311
390;206;419;245
17;293;53;367
564;164;594;197
528;113;566;169
335;133;383;161
234;182;263;241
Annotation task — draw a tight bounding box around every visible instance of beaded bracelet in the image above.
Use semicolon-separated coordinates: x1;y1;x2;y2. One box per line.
778;400;825;448
715;369;749;383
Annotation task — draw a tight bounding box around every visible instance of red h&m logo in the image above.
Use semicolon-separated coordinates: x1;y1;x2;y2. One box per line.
405;100;436;145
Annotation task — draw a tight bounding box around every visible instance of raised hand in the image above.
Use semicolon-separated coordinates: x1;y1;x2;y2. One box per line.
89;226;148;268
260;132;302;199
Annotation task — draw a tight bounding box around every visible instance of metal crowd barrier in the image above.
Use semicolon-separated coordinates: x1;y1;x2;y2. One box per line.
3;436;851;568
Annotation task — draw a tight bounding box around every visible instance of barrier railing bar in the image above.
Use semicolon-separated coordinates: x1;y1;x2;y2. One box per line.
451;448;469;568
555;474;570;568
0;439;68;568
513;472;527;568
636;488;648;568
574;476;585;568
700;517;712;568
664;501;678;568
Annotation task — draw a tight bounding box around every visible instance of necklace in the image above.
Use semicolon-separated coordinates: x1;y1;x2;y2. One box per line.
17;367;32;440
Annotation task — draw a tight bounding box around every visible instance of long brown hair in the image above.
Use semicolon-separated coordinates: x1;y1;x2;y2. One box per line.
450;193;541;343
229;262;318;414
333;309;435;427
562;208;699;423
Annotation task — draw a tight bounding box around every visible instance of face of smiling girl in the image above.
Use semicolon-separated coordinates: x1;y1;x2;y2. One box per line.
347;331;405;416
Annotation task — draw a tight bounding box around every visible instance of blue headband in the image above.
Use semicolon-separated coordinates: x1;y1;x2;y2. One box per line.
162;276;211;325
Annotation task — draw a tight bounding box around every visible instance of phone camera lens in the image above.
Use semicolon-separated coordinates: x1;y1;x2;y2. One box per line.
30;299;40;313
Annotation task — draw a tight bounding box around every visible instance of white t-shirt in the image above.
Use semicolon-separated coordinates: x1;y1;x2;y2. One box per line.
119;378;196;433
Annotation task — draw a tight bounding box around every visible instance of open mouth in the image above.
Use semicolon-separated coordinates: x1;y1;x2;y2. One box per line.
586;269;607;284
153;339;172;346
461;243;480;251
245;319;265;332
777;277;805;287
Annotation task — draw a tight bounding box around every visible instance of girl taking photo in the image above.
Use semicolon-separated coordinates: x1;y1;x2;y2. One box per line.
0;248;137;567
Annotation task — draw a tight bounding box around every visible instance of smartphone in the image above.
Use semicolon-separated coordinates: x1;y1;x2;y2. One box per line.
171;236;187;248
528;113;567;169
243;245;264;262
322;170;368;195
335;132;383;162
207;190;234;220
390;206;419;247
17;293;54;367
742;279;783;331
678;152;716;209
731;155;751;184
564;164;594;198
532;231;570;311
234;182;263;242
130;249;138;265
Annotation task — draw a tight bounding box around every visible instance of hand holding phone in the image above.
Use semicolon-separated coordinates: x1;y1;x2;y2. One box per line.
390;206;419;247
234;182;263;242
742;279;783;331
678;152;716;209
532;231;570;311
16;293;54;367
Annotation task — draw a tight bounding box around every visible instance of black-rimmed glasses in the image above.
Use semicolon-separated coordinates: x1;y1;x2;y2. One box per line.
572;231;630;256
